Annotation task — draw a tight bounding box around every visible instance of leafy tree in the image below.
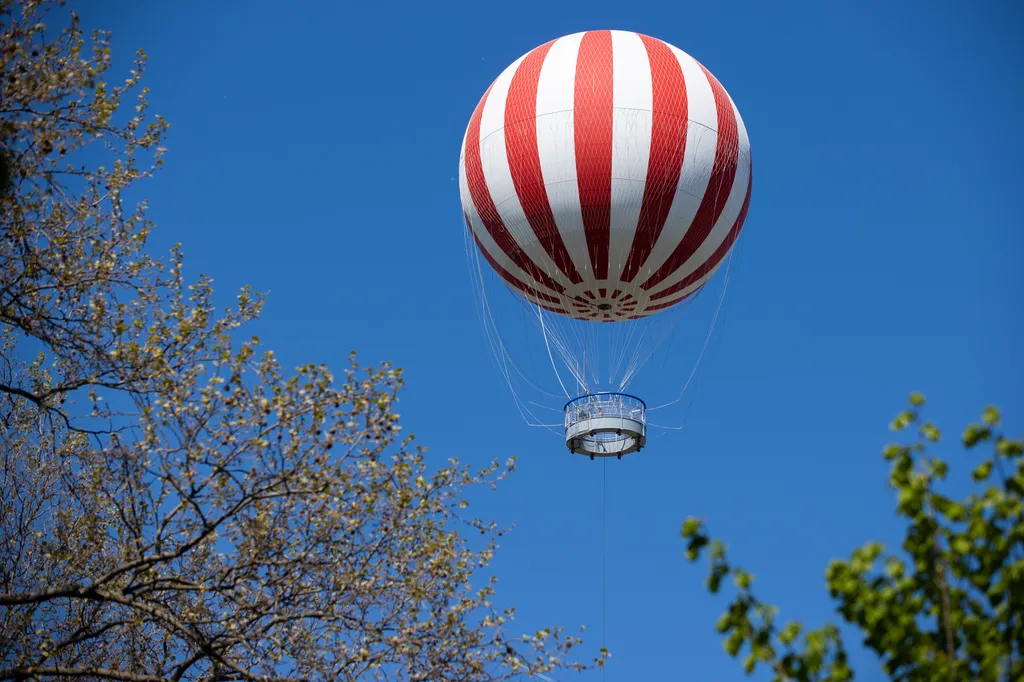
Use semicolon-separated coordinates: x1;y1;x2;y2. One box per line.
681;395;1023;681
0;1;601;680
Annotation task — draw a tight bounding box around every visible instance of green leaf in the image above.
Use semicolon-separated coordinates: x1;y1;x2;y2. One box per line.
909;392;926;407
890;410;915;431
779;622;802;646
883;443;906;461
884;557;905;579
733;569;753;590
963;424;991;448
707;568;725;594
972;460;993;482
996;438;1023;458
684;534;708;561
930;458;949;479
920;423;941;442
681;517;702;538
724;629;744;657
982;405;1000;426
944;501;966;521
951;536;971;555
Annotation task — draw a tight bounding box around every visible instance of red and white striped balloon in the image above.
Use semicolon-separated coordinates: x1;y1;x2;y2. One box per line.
459;30;752;321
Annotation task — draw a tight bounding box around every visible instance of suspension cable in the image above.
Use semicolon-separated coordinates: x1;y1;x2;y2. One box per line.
602;458;607;681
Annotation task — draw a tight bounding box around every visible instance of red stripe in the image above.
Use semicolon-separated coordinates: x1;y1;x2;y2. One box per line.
640;63;740;291
468;227;564;306
620;35;688;283
505;41;584;285
648;163;751;302
574;30;614;280
464;86;565;295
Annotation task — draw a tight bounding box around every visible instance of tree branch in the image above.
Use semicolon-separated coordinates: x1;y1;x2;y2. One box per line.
0;665;168;682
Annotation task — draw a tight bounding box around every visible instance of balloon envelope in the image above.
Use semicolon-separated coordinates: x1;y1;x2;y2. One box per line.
459;30;752;322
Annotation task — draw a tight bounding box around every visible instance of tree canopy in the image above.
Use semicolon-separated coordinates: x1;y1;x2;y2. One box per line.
682;396;1023;682
0;1;601;679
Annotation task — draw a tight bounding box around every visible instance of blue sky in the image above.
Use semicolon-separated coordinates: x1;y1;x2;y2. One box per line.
80;0;1022;679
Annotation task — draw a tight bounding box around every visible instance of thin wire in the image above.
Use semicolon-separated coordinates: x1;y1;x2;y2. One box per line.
646;250;735;412
601;458;607;682
538;308;573;397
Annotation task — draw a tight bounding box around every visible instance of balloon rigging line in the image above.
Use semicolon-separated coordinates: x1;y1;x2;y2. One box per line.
537;306;572;398
526;399;562;415
617;323;650;391
545;315;587;390
521;300;585;392
467;233;564;400
534;308;586;393
609;319;643;387
619;305;684;391
464;229;567;432
647;250;735;414
518;286;547;396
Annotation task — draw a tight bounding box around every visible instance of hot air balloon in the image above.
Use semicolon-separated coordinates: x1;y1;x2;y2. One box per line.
459;30;752;459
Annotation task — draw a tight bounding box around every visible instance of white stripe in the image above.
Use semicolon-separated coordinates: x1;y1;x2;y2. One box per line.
645;152;749;297
607;30;653;285
631;45;718;283
478;52;577;292
646;88;751;296
535;32;591;282
459;146;562;299
477;54;525;144
641;213;739;311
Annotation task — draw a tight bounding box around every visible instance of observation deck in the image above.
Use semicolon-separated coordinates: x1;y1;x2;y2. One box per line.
564;392;647;459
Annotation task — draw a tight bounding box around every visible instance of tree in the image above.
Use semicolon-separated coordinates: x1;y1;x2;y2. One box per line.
681;396;1023;682
0;147;9;195
0;1;602;679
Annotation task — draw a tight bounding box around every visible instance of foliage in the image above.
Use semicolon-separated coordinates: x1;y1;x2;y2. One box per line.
0;1;599;680
681;395;1023;681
